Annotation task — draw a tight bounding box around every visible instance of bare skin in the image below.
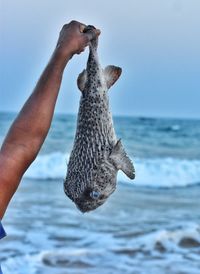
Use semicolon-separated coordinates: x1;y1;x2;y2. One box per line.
0;20;100;219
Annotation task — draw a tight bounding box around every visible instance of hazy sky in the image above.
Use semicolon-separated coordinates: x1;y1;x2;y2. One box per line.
0;0;200;118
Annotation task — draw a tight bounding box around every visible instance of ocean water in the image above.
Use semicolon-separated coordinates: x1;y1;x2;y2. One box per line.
0;112;200;274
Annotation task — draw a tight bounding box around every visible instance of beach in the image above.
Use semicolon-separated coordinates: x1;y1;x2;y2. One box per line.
0;112;200;274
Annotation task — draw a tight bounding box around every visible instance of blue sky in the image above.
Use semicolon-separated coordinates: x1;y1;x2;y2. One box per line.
0;0;200;118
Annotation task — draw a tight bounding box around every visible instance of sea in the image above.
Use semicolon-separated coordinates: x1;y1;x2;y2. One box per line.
0;111;200;274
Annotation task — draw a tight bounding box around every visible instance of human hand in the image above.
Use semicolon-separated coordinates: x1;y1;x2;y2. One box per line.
56;20;100;60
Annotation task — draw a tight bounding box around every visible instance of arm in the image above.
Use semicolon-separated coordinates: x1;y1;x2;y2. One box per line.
0;21;100;219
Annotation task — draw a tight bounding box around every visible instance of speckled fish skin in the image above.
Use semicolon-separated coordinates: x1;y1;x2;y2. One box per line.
64;26;135;212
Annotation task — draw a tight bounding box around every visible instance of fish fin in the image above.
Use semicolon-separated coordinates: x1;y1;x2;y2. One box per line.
77;69;87;92
104;65;122;89
110;139;135;180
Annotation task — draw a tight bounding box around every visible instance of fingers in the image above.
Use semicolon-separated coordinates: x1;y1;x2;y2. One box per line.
71;20;100;41
59;21;101;56
77;47;85;55
67;20;101;41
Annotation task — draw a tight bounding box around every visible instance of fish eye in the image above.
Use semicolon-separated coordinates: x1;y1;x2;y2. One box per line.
90;190;100;200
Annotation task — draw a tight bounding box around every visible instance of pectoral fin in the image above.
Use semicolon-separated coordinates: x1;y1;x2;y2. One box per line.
77;69;87;92
104;65;122;89
110;139;135;179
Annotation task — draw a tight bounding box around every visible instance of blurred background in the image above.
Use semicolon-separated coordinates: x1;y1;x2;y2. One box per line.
0;1;200;273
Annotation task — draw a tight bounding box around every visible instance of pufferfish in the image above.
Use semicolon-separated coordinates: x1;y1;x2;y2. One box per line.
64;26;135;212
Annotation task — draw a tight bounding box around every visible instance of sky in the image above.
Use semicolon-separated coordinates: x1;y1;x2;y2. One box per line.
0;0;200;119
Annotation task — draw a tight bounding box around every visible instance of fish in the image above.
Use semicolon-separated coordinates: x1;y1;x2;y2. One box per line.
64;26;135;212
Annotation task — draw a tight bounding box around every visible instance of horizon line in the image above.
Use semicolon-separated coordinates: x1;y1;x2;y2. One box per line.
0;110;200;122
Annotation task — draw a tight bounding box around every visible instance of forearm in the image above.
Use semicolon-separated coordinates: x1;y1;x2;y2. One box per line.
0;21;100;218
1;49;71;164
0;50;71;218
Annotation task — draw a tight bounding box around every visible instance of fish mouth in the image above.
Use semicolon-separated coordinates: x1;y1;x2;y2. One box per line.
75;199;105;213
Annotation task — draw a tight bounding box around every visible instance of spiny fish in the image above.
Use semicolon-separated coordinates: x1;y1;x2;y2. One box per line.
64;26;135;212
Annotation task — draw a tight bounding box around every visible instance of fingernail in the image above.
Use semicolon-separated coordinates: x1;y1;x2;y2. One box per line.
80;24;86;33
96;29;101;36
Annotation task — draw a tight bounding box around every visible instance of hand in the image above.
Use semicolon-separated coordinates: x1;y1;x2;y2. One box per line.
56;20;100;60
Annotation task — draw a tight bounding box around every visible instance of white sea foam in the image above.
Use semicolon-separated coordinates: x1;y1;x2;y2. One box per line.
24;152;200;188
24;152;68;180
131;223;200;253
109;223;200;259
171;124;181;131
2;224;200;274
119;157;200;188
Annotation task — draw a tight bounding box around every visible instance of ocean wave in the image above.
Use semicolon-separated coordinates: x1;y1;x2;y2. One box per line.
112;223;200;255
2;224;200;274
24;152;200;188
24;152;68;180
160;124;181;132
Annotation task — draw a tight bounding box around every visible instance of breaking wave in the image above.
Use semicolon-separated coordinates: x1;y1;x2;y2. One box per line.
2;224;200;274
24;152;200;188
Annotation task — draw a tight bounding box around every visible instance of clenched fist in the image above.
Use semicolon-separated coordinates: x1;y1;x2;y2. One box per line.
56;20;100;60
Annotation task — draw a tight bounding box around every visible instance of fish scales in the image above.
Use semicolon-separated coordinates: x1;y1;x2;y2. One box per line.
64;26;135;212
